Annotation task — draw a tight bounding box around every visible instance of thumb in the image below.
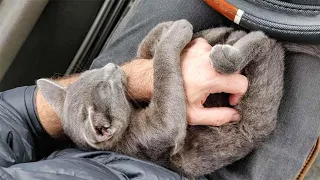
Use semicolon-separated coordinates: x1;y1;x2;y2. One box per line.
187;106;240;126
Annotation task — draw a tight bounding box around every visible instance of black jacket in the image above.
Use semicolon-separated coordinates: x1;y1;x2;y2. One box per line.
0;86;183;180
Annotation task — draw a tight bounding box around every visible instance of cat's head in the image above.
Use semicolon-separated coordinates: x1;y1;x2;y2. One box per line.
37;63;132;150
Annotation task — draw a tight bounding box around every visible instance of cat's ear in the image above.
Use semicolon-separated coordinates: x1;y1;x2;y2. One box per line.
87;106;114;143
36;79;66;116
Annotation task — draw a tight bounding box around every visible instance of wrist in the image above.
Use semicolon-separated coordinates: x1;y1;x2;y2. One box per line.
36;89;64;138
121;59;153;101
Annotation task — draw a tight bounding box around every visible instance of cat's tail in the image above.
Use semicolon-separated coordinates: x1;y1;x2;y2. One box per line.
284;43;320;59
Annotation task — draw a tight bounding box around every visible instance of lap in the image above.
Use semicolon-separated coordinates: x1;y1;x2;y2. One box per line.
90;0;320;179
90;0;231;69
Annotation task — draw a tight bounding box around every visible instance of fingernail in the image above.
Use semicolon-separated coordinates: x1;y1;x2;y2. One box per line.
232;113;241;121
229;97;241;106
230;101;238;106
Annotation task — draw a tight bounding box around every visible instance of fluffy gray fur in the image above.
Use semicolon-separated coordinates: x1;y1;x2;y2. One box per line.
37;20;289;178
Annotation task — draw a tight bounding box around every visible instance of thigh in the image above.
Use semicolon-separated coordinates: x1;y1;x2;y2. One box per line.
90;0;231;69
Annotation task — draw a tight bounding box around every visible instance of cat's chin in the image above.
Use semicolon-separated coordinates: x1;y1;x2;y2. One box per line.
83;133;105;150
81;131;117;151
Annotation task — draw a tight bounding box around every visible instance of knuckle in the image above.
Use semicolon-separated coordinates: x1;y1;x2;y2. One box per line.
188;119;197;126
187;110;199;125
212;120;223;126
238;75;249;94
188;116;200;126
194;37;206;43
190;38;212;52
195;38;210;45
213;113;225;126
204;44;212;52
211;120;220;126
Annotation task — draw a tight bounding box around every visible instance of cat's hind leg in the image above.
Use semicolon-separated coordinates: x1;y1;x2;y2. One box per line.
210;31;269;74
193;27;233;45
225;30;247;45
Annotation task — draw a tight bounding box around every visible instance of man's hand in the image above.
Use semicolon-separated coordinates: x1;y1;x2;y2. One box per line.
181;38;248;126
120;39;248;126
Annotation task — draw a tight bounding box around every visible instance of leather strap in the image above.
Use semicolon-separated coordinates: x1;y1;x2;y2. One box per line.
204;0;320;43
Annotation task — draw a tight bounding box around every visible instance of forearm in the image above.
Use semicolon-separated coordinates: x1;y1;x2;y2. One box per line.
121;59;153;101
36;59;153;138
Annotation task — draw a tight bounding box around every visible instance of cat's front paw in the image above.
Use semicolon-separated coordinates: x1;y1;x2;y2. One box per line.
174;19;193;31
161;19;193;50
210;44;243;74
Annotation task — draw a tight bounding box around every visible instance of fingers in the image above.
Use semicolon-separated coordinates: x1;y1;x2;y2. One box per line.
188;106;240;126
209;73;248;106
228;71;244;105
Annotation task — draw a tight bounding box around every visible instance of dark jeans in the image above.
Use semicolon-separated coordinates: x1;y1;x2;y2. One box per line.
91;0;320;179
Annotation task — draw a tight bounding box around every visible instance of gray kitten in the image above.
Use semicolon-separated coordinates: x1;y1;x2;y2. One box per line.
37;20;285;178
